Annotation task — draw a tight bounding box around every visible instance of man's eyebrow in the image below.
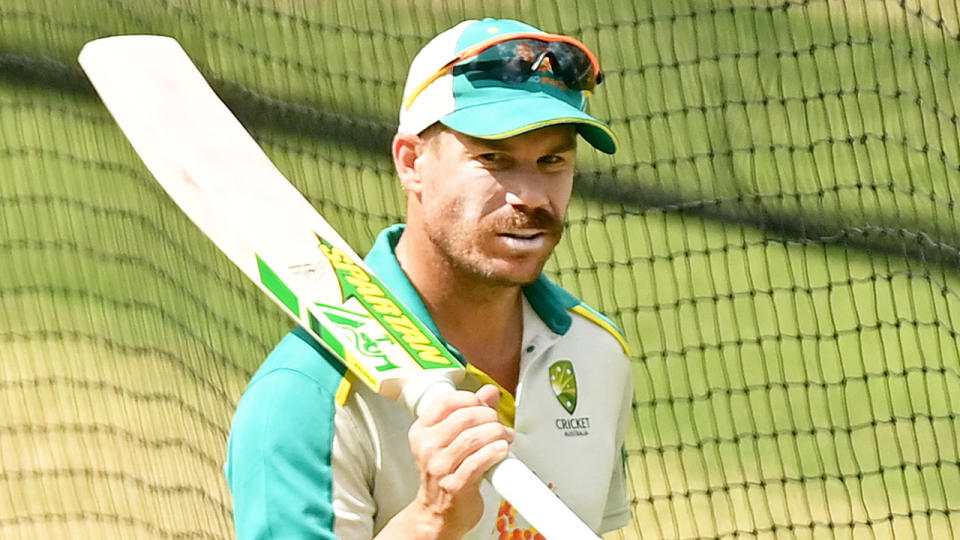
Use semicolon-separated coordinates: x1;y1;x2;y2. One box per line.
465;135;510;150
465;134;578;153
549;138;578;154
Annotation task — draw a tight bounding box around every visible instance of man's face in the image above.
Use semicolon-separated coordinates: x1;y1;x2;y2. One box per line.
412;124;577;287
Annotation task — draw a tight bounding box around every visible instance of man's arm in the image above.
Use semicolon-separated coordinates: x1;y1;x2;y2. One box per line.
225;367;340;539
375;385;513;540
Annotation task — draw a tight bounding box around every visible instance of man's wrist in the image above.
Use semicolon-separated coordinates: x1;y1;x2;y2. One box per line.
374;501;461;540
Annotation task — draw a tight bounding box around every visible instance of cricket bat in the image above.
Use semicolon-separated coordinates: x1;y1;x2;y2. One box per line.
78;35;602;540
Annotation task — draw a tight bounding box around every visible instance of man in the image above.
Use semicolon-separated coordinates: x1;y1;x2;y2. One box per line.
225;18;633;539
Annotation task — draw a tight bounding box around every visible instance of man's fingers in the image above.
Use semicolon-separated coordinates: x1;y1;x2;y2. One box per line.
425;421;514;479
410;401;508;460
415;389;487;426
437;439;510;494
410;385;513;485
476;384;502;410
416;385;504;426
436;404;500;436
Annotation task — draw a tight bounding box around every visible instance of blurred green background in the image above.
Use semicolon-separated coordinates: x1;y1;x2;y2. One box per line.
2;0;959;538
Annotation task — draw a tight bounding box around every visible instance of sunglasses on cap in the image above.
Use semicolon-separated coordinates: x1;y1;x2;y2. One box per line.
404;32;603;111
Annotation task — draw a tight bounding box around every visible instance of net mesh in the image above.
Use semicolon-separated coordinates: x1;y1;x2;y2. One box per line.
2;0;960;538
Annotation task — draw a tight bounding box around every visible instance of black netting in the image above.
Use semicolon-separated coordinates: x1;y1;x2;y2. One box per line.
2;1;959;538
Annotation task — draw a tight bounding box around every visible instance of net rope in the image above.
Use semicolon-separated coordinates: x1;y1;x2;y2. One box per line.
2;1;959;538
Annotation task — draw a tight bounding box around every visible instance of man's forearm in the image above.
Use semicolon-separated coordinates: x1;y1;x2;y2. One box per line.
373;501;462;540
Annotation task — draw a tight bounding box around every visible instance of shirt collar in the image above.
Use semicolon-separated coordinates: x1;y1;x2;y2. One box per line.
364;224;575;337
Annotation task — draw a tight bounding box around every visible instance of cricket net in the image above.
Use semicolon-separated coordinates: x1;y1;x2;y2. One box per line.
2;0;959;538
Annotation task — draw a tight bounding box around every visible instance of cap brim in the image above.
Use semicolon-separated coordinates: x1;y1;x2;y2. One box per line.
439;95;618;154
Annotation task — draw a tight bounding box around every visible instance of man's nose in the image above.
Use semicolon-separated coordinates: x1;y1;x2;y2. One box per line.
504;174;550;210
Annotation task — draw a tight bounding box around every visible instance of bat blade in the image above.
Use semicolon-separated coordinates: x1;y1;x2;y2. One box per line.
78;35;463;400
78;35;602;540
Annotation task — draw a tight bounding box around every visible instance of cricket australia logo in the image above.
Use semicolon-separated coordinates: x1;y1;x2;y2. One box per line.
549;360;591;437
549;360;578;413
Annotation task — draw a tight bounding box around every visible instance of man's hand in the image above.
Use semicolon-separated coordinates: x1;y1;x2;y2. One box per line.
376;385;514;539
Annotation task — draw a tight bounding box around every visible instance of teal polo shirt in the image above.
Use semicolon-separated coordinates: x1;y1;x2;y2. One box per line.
223;224;627;538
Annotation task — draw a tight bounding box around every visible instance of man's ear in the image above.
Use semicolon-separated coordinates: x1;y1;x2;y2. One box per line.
392;132;425;195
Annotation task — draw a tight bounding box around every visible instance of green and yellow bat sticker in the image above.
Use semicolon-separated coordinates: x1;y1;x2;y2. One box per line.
315;234;458;370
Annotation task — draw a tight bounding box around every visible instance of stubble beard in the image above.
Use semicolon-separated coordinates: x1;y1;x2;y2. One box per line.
426;204;565;289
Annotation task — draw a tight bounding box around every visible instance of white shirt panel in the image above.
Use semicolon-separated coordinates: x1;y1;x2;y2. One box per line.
332;296;632;538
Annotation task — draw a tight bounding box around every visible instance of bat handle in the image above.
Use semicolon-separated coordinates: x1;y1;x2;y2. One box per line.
399;376;458;416
486;456;602;540
400;378;602;540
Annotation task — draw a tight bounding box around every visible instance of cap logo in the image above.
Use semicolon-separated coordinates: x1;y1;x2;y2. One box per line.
549;360;578;414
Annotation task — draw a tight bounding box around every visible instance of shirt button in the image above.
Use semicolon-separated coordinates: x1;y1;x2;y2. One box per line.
526;345;536;353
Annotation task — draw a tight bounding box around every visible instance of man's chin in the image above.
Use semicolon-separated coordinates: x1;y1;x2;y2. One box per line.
478;259;548;288
439;238;554;288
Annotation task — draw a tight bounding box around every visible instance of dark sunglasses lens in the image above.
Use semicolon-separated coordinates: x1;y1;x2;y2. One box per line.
545;42;598;90
458;38;599;91
486;39;541;80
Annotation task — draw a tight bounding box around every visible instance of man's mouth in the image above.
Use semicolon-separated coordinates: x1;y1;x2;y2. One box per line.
497;230;549;250
501;229;544;240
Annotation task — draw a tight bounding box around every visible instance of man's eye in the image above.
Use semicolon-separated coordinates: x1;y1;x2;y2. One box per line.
478;153;503;164
539;155;564;165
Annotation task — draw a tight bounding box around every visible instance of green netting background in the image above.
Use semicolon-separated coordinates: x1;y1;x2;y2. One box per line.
3;0;960;538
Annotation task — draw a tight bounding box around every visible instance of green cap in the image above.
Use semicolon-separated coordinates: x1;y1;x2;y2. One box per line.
398;18;618;154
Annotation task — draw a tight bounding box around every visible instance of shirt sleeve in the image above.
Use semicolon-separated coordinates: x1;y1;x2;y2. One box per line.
330;389;379;538
225;367;340;540
599;358;634;533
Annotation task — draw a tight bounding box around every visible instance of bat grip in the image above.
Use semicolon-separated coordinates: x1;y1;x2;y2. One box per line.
399;376;457;417
400;378;601;540
486;457;602;540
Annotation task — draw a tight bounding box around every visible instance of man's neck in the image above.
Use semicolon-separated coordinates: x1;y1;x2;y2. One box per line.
395;231;525;393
